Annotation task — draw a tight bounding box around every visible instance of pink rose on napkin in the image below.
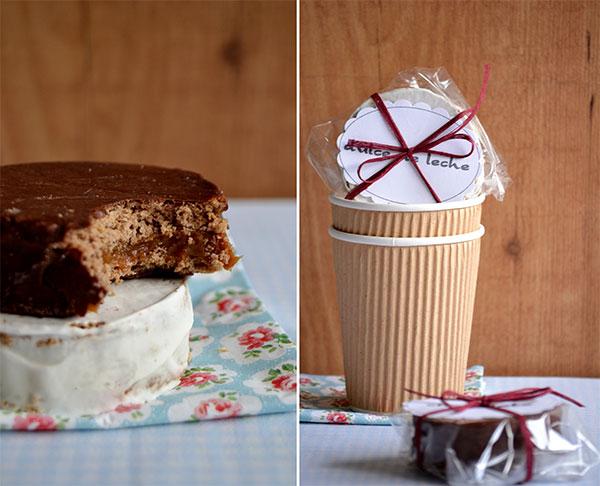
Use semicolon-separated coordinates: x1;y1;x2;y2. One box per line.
326;412;350;424
179;371;218;388
195;398;242;419
272;374;297;392
13;414;57;431
217;295;256;314
238;326;274;350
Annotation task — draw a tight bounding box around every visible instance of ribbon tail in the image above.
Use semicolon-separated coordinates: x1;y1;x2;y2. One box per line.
404;389;440;399
519;415;534;483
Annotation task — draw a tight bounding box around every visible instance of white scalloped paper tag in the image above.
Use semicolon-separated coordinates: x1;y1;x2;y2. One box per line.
336;99;482;204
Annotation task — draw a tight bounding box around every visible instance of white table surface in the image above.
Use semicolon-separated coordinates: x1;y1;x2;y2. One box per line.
0;199;297;486
301;376;600;485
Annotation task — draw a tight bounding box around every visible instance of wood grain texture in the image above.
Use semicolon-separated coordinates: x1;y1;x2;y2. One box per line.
300;0;600;377
1;0;295;197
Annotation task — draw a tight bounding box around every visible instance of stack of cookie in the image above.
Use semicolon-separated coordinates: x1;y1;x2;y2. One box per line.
0;162;238;415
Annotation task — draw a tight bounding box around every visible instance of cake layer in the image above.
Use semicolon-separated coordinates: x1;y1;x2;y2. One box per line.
0;278;193;415
1;162;238;317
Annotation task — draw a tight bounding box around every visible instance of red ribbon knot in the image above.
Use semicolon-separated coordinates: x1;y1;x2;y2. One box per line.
406;387;584;483
345;65;491;202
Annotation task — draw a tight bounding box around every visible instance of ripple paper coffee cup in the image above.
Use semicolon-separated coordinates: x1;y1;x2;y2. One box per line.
330;226;484;413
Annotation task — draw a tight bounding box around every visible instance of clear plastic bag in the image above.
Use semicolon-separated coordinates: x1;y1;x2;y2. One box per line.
307;66;510;202
392;400;600;484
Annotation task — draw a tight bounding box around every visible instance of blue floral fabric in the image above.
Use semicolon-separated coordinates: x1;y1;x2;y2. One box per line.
1;264;296;431
299;365;484;425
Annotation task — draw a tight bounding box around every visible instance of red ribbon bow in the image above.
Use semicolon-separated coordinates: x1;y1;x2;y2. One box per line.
406;387;584;483
345;65;491;202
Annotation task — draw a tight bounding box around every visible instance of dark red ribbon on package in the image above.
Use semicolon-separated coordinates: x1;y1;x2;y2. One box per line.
345;65;491;202
406;387;584;483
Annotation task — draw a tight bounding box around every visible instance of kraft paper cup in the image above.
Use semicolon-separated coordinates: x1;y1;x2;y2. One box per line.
330;226;485;413
330;194;484;238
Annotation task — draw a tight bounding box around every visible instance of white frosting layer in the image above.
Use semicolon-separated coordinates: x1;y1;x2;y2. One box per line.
0;279;193;415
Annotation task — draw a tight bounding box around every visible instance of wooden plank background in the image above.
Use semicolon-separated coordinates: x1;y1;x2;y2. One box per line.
300;0;600;377
1;0;295;198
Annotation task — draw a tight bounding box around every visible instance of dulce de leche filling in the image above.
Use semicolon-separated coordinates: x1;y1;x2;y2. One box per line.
103;232;238;280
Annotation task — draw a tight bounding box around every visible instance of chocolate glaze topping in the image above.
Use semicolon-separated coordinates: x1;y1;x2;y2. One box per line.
1;162;234;318
1;162;223;232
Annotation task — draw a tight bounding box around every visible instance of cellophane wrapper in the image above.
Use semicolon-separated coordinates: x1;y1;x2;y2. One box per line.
306;67;510;201
391;405;600;484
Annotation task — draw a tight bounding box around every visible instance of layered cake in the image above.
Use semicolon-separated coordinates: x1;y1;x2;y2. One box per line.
1;162;238;317
0;162;238;414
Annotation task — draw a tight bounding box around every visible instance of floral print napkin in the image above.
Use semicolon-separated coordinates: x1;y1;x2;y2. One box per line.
299;365;484;425
1;264;296;431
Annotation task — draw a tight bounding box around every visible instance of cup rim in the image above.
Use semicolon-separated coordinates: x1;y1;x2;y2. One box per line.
329;194;485;212
329;225;485;247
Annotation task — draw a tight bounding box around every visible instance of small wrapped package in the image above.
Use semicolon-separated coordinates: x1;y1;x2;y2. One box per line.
307;65;510;204
393;388;600;484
